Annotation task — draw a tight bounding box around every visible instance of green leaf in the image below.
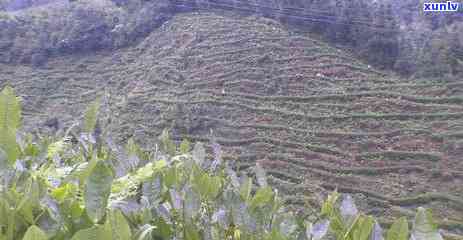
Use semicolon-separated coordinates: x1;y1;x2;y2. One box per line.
340;195;358;225
225;163;240;188
84;161;113;223
5;202;16;240
321;191;340;217
83;98;100;133
22;225;48;240
104;210;132;240
250;187;274;210
70;226;107;240
0;147;8;170
160;129;176;156
184;223;201;240
0;86;21;130
23;139;39;158
386;217;409;240
352;216;375;240
411;208;443;240
152;218;172;239
47;140;66;160
77;155;98;187
141;174;162;204
329;209;347;240
169;189;182;210
179;139;191;154
255;162;268;187
266;228;286;240
135;224;156;240
193;172;221;200
307;219;330;240
70;200;85;220
51;183;78;202
342;214;359;240
27;177;46;206
207;175;222;199
164;165;179;188
184;185;200;220
192;142;205;167
126;138;138;156
279;213;298;237
370;221;384;240
239;176;252;202
18;198;35;224
0;128;19;165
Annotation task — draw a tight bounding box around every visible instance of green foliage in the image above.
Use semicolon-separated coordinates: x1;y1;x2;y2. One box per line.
84;161;113;223
412;208;443;240
317;191;441;240
83;98;100;133
104;210;132;240
22;225;48;240
0;147;9;170
321;190;340;217
0;86;448;240
387;217;409;240
192;142;205;167
160;129;176;156
239;176;253;202
192;168;222;200
70;225;106;240
179;139;191;154
0;86;21;165
47;140;67;160
250;187;274;210
0;86;21;130
254;163;268;187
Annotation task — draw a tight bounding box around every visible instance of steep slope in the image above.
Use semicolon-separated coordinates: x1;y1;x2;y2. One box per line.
0;12;462;236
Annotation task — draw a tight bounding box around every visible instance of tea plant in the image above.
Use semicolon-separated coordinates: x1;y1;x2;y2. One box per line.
0;86;445;240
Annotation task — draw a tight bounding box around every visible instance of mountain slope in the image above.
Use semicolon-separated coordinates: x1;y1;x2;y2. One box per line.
1;12;462;236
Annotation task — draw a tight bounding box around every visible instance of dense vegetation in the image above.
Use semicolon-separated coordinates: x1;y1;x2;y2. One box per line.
0;85;450;239
1;0;462;77
269;0;463;78
203;0;463;78
0;0;171;65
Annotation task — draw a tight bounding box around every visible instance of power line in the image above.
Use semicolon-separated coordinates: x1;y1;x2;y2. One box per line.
239;0;397;21
172;0;396;29
177;0;398;23
216;0;399;15
171;0;399;32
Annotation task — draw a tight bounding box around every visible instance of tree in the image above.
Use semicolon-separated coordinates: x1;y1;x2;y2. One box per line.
363;3;399;69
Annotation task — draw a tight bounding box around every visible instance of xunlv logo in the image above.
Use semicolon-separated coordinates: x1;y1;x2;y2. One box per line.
423;1;460;11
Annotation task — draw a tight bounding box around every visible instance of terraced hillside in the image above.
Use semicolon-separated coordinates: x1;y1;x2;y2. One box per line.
1;12;463;237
